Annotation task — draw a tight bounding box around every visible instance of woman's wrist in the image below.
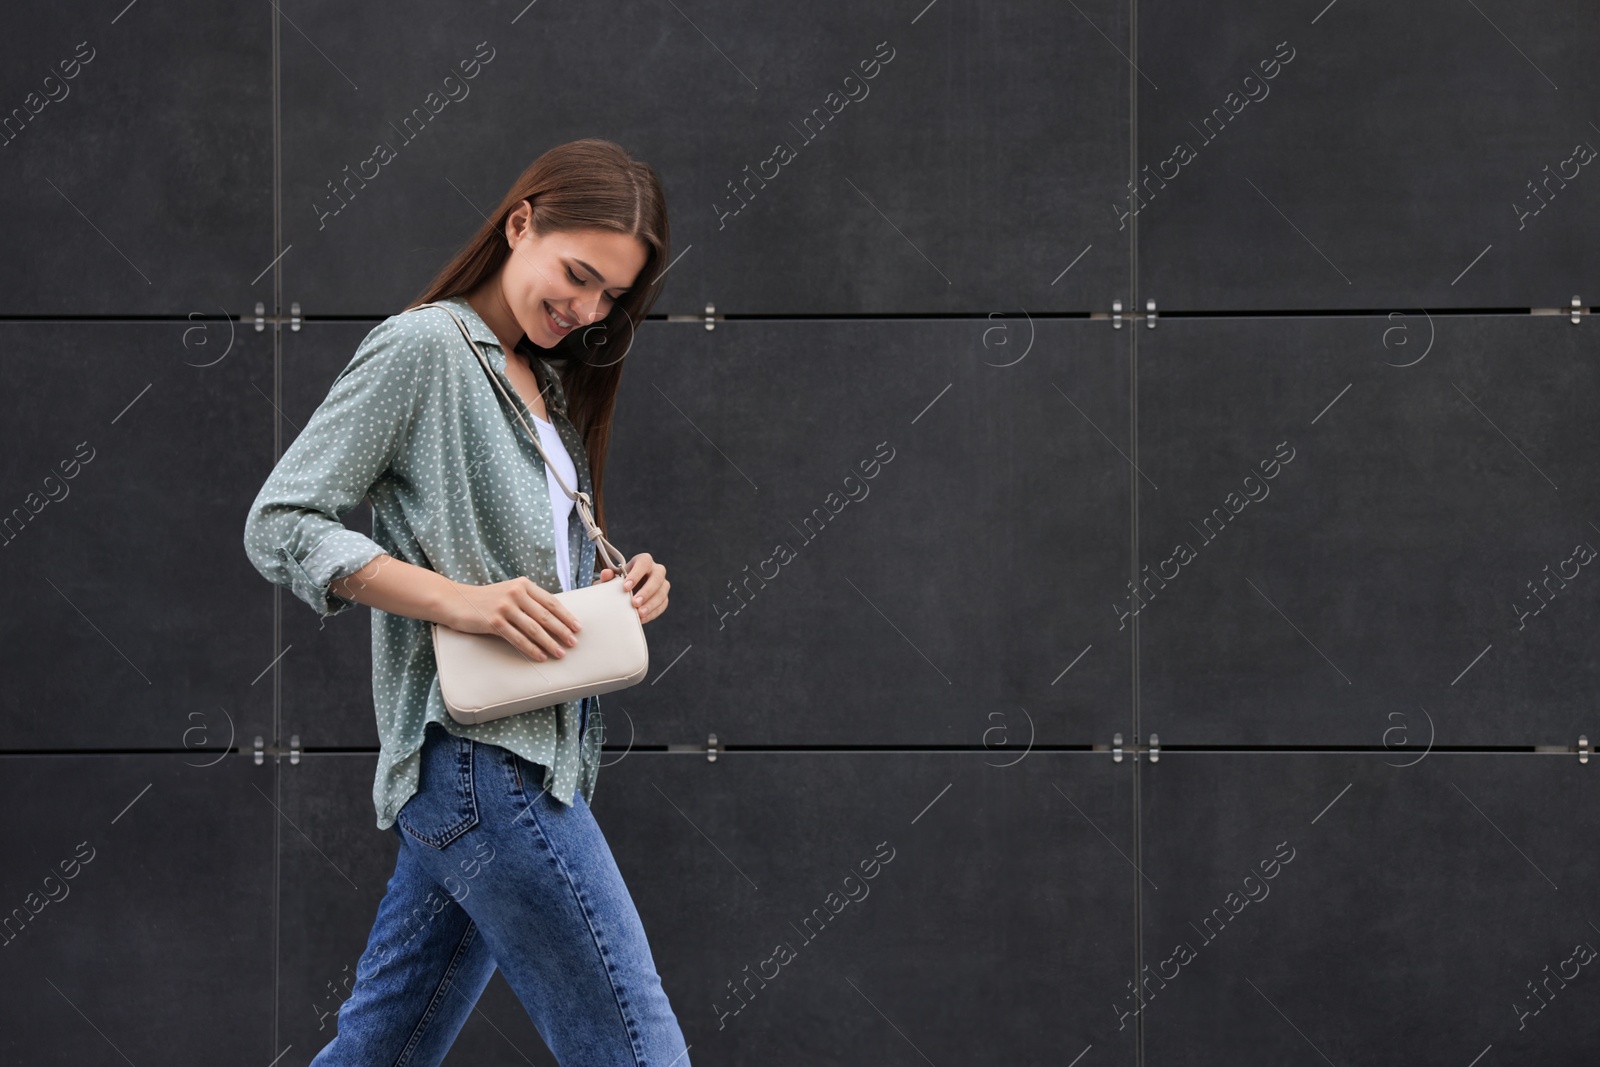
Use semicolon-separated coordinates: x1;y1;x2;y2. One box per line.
330;553;469;629
430;575;469;630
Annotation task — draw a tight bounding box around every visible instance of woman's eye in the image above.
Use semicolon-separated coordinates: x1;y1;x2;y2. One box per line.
565;267;583;285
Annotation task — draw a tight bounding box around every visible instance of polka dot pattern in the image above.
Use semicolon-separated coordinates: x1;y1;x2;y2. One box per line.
243;295;604;831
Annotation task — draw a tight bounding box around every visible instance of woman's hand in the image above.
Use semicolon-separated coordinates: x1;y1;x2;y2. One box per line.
595;553;669;624
442;576;582;663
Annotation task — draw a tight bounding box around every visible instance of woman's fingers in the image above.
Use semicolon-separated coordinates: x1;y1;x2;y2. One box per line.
637;592;668;622
492;617;549;663
525;577;583;635
633;566;670;622
502;583;576;662
593;557;670;620
623;553;652;595
625;556;661;602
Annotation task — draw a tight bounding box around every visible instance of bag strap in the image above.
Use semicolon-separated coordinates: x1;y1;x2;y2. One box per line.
408;300;629;578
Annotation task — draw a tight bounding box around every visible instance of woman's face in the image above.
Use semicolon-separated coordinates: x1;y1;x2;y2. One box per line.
500;200;649;350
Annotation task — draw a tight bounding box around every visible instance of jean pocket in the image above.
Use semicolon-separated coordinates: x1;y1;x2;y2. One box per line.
396;725;480;849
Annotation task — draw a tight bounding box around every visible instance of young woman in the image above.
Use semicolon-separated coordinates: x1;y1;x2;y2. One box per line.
243;139;690;1065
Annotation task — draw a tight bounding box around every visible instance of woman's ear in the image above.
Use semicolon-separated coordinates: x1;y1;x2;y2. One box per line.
507;197;534;243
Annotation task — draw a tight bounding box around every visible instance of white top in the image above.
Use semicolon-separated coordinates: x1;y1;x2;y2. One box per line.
532;411;578;592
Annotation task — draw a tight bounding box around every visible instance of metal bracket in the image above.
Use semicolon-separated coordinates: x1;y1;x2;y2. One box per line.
246;303;315;331
1531;297;1587;324
249;734;301;765
666;304;724;331
1098;732;1160;762
666;732;724;761
1537;736;1592;762
1145;297;1157;328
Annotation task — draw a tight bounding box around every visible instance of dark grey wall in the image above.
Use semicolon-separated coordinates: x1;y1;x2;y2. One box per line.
2;1;1597;1064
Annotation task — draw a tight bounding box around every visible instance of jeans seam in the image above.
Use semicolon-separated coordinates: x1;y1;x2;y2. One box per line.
397;733;480;849
393;916;480;1067
507;746;523;795
511;788;647;1065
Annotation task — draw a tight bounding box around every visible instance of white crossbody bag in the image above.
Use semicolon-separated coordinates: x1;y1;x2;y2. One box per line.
409;301;649;725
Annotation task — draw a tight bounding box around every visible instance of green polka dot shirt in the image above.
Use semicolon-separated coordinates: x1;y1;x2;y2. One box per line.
243;295;604;830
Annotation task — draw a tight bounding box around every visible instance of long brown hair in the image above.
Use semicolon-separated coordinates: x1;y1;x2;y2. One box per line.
408;138;670;557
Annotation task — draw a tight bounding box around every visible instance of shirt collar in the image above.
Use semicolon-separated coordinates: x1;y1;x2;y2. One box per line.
437;294;571;419
437;295;507;362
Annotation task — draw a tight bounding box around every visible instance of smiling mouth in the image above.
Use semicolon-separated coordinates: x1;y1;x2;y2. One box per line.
543;301;575;335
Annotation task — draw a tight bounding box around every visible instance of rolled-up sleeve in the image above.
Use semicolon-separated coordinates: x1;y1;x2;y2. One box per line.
243;316;432;618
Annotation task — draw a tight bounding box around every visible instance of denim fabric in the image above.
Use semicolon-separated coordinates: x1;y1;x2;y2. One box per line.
311;721;689;1066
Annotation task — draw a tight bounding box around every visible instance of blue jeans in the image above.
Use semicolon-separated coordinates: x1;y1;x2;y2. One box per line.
311;721;690;1066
